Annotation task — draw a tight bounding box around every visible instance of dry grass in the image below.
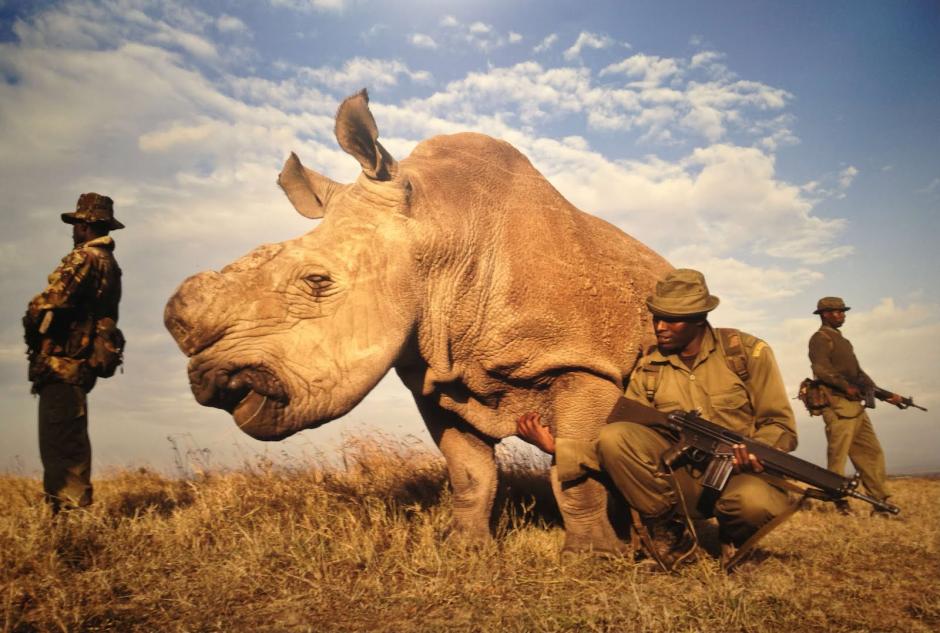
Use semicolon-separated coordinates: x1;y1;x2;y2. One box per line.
2;437;938;633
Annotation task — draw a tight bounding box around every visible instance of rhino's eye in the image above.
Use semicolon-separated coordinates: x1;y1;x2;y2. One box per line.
302;273;334;296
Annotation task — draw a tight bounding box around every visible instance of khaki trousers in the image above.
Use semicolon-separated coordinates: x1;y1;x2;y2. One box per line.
38;382;92;512
822;407;889;501
597;421;792;547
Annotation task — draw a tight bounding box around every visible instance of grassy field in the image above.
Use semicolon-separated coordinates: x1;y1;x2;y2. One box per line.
2;437;938;633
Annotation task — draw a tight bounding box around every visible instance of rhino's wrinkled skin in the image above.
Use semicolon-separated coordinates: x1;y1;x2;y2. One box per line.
165;90;671;554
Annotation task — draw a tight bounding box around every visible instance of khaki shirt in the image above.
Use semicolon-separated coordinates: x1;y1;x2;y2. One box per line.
808;325;871;418
625;326;797;451
553;326;797;482
23;236;122;392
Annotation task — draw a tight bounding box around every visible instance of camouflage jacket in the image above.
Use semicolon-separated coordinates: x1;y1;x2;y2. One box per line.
23;236;122;392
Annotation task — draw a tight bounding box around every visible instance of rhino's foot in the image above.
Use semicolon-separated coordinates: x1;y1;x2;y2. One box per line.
444;524;495;552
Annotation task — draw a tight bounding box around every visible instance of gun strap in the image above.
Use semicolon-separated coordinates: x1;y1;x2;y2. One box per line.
715;328;750;383
668;461;701;568
630;508;669;572
630;462;701;573
722;473;809;573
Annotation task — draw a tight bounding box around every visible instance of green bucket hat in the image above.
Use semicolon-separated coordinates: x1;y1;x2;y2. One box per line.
61;193;125;230
646;268;720;318
813;296;850;314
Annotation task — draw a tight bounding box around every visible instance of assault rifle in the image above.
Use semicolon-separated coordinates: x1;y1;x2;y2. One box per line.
864;385;927;412
608;398;900;515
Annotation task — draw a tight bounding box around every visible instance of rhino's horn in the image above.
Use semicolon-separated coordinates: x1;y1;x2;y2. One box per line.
277;152;341;219
335;88;398;181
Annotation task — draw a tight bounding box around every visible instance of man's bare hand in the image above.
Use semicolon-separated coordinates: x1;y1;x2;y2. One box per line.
516;412;555;454
845;385;861;400
731;442;763;473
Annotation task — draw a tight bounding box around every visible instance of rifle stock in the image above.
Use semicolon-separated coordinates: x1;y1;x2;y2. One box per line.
608;398;901;515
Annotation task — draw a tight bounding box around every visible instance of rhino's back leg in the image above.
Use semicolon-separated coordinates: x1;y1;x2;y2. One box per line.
414;395;497;541
550;372;630;556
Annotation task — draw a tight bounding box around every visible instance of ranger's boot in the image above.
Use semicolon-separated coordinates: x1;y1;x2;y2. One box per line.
633;509;698;572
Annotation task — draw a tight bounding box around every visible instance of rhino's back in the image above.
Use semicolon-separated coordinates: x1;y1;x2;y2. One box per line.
403;132;671;385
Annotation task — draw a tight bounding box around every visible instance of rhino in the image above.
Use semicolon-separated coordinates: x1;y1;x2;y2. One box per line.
164;90;671;554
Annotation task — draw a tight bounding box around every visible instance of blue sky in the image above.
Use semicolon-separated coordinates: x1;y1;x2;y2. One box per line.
1;0;938;475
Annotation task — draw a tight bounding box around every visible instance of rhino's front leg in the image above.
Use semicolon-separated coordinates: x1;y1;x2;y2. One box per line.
418;398;497;542
551;373;628;556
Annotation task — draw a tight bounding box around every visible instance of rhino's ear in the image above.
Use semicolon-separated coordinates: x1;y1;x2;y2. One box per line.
277;152;341;219
334;88;398;182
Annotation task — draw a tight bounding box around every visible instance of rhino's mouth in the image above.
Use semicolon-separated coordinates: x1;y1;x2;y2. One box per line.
191;363;288;417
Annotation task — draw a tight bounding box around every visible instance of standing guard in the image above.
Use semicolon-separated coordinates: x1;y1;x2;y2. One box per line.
23;193;125;514
808;297;900;517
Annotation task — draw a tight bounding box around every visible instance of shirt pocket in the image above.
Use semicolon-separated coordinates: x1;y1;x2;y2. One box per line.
709;386;752;435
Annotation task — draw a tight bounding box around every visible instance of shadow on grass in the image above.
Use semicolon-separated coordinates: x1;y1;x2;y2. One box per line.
494;466;563;530
104;468;197;518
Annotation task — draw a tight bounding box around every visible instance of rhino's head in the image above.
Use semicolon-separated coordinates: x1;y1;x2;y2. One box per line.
164;90;421;440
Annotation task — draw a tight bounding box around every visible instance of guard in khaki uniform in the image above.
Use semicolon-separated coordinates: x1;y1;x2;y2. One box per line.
809;297;897;514
518;269;797;567
23;193;124;514
598;269;796;563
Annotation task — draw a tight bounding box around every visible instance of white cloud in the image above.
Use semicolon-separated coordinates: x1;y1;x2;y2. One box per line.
299;57;432;91
797;165;864;205
534;33;557;54
406;62;592;126
422;15;510;53
600;54;680;87
509;31;522;44
148;24;219;61
563;31;616;60
409;33;437;49
408;53;792;147
269;0;350;12
690;50;724;68
216;14;249;35
838;165;858;190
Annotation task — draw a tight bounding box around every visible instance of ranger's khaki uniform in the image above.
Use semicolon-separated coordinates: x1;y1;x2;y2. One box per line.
23;235;122;511
597;326;798;546
809;325;889;501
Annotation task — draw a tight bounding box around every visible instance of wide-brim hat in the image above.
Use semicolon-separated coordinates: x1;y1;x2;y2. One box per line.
646;268;720;318
813;296;850;314
61;192;124;230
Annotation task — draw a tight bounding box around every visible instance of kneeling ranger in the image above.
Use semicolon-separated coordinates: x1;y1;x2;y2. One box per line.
518;269;798;569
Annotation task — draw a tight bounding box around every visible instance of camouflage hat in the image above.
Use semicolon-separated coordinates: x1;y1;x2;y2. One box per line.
813;296;850;314
61;193;124;230
646;268;720;318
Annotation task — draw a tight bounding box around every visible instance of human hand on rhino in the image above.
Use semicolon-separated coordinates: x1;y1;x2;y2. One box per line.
516;412;555;455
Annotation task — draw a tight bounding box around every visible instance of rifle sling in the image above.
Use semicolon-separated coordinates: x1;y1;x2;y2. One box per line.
722;472;810;572
628;460;701;573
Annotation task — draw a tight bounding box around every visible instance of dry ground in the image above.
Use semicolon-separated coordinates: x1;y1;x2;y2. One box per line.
2;438;938;633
